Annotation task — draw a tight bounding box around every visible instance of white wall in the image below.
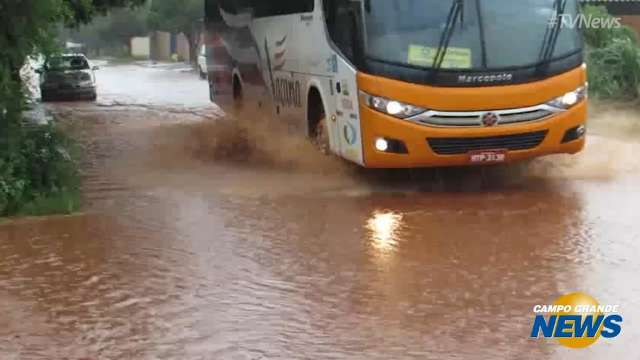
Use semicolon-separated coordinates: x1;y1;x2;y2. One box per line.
130;37;151;59
151;31;172;61
177;33;191;62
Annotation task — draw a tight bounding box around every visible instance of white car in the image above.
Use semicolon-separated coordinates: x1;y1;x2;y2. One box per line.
39;54;98;101
197;45;208;80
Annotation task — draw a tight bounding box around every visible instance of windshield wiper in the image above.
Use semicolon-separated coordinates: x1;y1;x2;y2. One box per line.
537;0;567;72
431;0;465;76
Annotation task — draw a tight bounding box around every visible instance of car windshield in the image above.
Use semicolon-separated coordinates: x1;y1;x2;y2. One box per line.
363;0;582;70
47;56;90;71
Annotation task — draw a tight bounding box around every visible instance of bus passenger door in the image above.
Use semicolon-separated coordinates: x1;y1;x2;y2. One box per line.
326;0;365;166
332;65;362;165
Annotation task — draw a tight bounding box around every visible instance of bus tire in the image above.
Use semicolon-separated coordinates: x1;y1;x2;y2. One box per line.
315;117;330;154
307;88;329;153
208;80;215;103
232;75;243;111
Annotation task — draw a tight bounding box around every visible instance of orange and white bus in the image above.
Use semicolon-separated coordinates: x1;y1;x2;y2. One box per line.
205;0;587;168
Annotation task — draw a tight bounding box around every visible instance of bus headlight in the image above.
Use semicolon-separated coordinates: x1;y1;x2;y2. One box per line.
375;138;389;152
360;91;426;119
547;85;587;110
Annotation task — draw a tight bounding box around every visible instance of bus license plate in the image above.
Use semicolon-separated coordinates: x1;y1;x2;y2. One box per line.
469;150;507;164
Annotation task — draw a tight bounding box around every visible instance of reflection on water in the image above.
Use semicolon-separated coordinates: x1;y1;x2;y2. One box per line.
2;100;640;359
367;211;404;253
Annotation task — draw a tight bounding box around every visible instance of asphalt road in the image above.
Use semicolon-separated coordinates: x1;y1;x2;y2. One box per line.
1;61;639;359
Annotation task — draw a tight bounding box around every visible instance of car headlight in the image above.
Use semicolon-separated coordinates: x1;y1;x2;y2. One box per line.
547;85;587;110
359;91;426;119
79;80;94;87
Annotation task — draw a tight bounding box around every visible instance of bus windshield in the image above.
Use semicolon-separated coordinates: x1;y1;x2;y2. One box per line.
363;0;582;71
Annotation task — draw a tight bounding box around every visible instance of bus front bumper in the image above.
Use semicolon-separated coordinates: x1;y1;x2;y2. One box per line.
360;100;587;168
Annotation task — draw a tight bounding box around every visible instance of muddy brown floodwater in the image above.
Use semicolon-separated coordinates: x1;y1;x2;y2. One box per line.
2;63;640;359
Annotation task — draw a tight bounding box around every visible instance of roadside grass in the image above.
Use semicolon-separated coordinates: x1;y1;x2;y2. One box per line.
583;5;640;99
15;188;81;217
103;55;137;64
1;121;82;219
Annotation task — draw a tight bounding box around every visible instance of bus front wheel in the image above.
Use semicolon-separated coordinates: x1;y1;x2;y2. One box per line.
307;89;329;153
314;117;330;154
232;76;243;112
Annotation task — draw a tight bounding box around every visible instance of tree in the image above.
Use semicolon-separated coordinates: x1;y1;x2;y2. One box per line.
66;6;150;56
64;0;147;25
147;0;204;62
1;0;146;153
1;0;145;109
1;0;145;216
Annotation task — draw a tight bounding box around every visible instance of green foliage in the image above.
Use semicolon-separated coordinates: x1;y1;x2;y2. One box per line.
63;0;147;26
147;0;204;62
583;5;640;99
0;0;64;74
1;0;145;117
1;124;81;216
148;0;203;36
146;0;203;62
588;41;640;99
1;0;142;217
66;6;150;55
582;5;638;48
17;190;81;217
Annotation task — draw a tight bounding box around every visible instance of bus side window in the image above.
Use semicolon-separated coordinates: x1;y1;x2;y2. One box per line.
252;0;314;18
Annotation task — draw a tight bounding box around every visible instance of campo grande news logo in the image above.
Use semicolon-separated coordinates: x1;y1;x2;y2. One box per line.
530;292;623;348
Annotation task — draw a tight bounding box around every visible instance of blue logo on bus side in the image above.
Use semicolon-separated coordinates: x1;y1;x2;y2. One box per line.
343;123;357;145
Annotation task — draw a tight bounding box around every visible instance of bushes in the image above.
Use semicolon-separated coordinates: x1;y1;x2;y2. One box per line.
0;121;80;217
582;5;638;48
0;1;83;218
583;5;640;99
588;40;640;98
1;0;144;218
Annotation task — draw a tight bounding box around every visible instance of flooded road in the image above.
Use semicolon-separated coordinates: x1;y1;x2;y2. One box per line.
2;62;640;359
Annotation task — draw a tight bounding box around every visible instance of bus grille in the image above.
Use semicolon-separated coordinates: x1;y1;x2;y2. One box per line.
420;109;553;127
407;104;560;127
427;130;548;155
